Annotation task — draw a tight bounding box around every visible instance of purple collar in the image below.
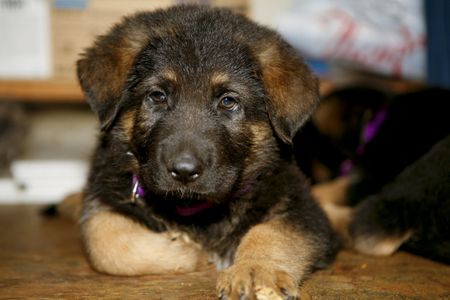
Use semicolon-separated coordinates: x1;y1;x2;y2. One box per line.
356;105;388;155
340;106;387;175
131;174;145;203
131;174;213;216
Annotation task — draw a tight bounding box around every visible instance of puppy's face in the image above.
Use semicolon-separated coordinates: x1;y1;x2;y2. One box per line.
77;6;319;207
126;34;271;201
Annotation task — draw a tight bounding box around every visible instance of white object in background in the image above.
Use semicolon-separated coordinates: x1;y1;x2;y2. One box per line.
250;0;294;29
0;160;88;204
277;0;425;80
0;0;51;78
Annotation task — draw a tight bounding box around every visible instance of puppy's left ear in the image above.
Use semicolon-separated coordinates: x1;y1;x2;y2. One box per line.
257;39;320;144
77;17;151;130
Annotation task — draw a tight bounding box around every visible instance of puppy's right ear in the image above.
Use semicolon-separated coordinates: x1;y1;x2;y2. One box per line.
253;37;320;145
77;17;151;130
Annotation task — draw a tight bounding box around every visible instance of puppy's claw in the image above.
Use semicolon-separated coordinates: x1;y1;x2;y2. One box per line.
218;291;226;300
281;288;298;300
217;262;298;300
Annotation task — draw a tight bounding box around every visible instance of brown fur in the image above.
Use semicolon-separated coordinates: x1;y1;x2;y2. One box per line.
256;42;319;144
77;23;149;128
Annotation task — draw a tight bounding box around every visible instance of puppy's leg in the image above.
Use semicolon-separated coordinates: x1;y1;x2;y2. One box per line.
81;210;203;275
217;219;317;300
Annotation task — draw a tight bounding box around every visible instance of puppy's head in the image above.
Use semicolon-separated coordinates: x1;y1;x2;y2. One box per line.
77;6;319;203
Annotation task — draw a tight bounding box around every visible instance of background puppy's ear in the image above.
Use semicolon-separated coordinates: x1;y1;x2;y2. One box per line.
256;39;320;144
77;17;150;130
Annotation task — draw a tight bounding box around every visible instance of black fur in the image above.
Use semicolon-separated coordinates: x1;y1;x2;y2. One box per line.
350;135;450;263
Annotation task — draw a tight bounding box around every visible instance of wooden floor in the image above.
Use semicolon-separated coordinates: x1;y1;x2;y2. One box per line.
1;205;449;299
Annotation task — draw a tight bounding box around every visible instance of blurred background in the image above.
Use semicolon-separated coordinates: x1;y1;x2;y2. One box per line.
0;0;449;203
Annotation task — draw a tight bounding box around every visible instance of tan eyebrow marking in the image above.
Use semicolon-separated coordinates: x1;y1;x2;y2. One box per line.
161;69;178;82
210;72;230;86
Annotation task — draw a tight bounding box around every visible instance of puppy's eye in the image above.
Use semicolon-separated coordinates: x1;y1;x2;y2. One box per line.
218;96;239;111
148;91;167;103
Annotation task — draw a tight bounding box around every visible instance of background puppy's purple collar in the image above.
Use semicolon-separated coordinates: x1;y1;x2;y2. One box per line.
340;106;388;175
357;105;388;155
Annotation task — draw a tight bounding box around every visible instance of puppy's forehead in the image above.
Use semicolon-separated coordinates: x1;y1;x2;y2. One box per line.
137;26;256;79
135;47;257;95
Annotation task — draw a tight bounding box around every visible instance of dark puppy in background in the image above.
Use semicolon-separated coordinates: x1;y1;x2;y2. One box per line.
77;5;337;299
295;86;450;263
349;134;450;263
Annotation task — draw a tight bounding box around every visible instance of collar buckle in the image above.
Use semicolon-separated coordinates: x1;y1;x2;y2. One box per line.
131;174;145;204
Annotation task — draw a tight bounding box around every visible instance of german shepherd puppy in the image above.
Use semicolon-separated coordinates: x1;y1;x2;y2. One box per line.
77;6;337;299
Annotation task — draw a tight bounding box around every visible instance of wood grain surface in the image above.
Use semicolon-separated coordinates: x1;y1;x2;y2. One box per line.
0;205;449;299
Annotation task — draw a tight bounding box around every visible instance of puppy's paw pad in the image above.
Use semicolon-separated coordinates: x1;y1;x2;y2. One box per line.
216;262;298;300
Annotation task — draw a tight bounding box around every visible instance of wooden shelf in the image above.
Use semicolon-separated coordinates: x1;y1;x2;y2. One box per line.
0;80;84;103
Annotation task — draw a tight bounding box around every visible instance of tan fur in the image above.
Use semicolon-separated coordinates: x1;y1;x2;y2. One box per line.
320;203;353;246
210;72;230;86
311;176;354;206
58;192;83;221
217;219;313;300
161;69;179;83
239;123;278;184
248;123;276;160
321;203;413;255
315;181;413;255
81;210;205;276
353;231;414;256
249;123;273;146
119;110;136;142
311;176;353;245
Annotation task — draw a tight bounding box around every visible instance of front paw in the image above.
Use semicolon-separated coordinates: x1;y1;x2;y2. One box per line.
216;261;298;300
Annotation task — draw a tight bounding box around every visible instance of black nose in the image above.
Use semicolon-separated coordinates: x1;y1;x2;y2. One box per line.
168;152;203;183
